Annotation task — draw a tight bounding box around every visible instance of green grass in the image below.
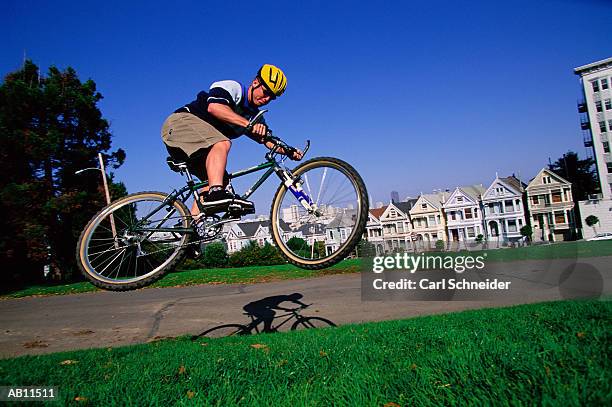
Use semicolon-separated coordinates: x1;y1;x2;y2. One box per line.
3;241;611;299
0;259;361;299
454;240;612;262
0;300;609;406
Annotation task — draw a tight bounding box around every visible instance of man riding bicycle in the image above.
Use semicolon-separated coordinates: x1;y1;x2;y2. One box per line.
161;64;303;217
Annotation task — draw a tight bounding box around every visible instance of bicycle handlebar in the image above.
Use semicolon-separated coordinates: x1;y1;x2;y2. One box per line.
247;109;309;160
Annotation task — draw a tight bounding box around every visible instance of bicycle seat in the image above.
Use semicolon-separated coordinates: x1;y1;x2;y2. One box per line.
166;156;188;173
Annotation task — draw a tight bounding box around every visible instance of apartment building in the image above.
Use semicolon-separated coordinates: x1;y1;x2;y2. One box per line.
574;57;612;238
525;168;576;242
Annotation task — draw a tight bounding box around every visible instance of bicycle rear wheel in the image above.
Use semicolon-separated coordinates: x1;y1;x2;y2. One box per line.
270;157;369;269
193;324;251;338
76;191;192;291
291;317;336;331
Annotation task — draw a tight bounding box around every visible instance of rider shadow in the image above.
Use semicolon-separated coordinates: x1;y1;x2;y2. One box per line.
192;293;337;339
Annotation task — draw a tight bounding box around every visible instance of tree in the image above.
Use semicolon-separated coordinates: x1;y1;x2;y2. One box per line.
520;225;533;242
202;241;228;268
585;215;599;235
549;151;597;202
0;61;126;286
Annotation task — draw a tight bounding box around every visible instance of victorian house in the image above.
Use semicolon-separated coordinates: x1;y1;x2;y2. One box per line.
481;175;528;244
442;185;487;244
525;168;576;242
365;200;418;253
225;218;293;253
366;206;386;255
409;192;448;249
325;209;358;255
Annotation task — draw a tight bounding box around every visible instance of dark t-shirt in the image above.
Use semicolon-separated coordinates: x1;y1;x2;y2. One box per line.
177;80;265;139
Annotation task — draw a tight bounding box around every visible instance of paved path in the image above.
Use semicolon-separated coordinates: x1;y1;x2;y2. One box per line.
1;256;609;358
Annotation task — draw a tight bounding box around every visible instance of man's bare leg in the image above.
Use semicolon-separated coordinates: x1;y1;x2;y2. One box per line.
191;140;231;217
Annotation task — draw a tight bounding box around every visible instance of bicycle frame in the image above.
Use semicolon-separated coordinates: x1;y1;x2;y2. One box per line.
246;310;302;333
131;154;301;235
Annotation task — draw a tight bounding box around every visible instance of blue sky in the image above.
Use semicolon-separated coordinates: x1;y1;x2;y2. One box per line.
3;0;611;210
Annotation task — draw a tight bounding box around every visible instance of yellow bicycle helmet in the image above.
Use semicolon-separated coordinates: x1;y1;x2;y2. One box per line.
257;64;287;97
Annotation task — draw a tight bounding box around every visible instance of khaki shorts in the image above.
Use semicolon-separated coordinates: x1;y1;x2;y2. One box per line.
161;113;230;182
161;112;229;157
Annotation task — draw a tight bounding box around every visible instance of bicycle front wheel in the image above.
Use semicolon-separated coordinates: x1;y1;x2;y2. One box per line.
270;157;369;269
76;191;192;291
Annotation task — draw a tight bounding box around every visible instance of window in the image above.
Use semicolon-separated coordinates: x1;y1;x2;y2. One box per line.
609;120;612;132
467;227;475;238
496;187;504;195
518;218;523;226
596;101;603;112
389;209;396;218
554;212;566;224
457;197;463;203
600;121;607;132
592;80;600;92
397;222;404;233
428;215;436;226
421;203;427;209
604;141;610;153
543;176;551;184
606;99;612;110
552;191;562;203
465;208;473;219
603;78;609;90
508;220;517;232
532;196;540;205
608;162;612;174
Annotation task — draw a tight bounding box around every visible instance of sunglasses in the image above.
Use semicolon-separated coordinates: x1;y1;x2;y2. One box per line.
260;84;276;100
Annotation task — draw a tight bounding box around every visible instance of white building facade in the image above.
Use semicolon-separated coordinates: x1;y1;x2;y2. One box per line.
481;176;527;244
443;185;486;244
574;57;612;238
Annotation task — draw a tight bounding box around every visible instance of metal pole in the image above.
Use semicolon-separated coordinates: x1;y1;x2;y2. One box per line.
98;153;118;247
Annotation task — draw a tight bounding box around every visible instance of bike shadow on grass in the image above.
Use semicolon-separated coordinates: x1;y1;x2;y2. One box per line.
191;293;337;339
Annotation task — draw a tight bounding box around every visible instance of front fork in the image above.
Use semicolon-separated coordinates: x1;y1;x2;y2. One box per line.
275;167;317;214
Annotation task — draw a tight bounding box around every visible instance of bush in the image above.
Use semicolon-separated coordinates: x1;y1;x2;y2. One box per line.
202;241;228;268
229;241;285;267
435;240;445;251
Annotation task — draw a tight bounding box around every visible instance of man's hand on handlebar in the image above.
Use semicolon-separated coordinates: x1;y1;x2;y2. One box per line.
249;123;268;140
290;149;304;161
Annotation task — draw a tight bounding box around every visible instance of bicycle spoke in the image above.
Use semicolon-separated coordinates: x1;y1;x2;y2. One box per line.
80;193;190;286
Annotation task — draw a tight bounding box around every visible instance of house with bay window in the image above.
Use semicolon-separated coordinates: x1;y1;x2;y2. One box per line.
409;192;448;249
481;175;528;244
525;168;576;242
366;206;386;255
443;185;487;244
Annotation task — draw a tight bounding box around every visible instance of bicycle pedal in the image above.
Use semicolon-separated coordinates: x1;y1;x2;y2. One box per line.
228;203;255;216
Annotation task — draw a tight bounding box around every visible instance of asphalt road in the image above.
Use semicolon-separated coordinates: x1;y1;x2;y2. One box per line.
1;256;609;358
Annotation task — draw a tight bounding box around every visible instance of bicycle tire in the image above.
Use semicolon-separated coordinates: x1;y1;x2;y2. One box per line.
193;324;251;338
291;316;337;331
270;157;369;269
76;191;191;291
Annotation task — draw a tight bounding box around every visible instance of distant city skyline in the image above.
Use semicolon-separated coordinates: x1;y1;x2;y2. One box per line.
2;0;611;211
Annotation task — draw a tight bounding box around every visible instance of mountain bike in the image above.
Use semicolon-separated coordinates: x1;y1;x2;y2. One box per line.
76;110;369;291
191;304;336;338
